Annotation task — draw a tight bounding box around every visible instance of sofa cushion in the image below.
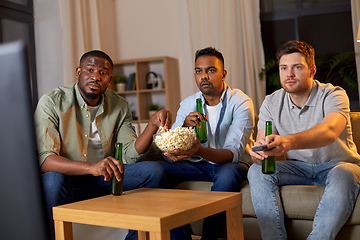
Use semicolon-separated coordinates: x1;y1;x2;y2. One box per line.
350;112;360;154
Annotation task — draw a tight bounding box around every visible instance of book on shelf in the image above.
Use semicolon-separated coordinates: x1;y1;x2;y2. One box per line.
125;73;132;91
126;73;136;91
131;73;136;90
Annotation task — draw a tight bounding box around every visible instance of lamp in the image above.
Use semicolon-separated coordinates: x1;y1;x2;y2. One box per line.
358;22;360;42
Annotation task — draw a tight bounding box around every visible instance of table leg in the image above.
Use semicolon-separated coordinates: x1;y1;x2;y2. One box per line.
54;220;73;240
226;205;244;240
138;231;149;240
149;230;170;240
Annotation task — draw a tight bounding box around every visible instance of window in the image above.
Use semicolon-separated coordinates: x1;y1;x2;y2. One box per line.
0;0;37;111
259;0;358;107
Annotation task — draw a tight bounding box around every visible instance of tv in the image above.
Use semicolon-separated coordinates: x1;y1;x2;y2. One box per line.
0;41;50;240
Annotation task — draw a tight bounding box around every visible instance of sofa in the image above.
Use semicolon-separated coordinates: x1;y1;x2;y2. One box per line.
165;112;360;240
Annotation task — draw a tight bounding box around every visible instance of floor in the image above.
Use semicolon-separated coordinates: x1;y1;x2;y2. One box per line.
191;236;201;240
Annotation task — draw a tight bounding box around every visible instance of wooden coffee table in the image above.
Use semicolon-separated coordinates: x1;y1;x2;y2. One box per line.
53;188;243;240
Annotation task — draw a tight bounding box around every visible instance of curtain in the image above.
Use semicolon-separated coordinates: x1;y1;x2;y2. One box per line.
59;0;118;86
186;0;265;114
351;0;360;103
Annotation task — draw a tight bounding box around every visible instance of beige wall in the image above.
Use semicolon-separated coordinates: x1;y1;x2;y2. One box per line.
34;0;195;102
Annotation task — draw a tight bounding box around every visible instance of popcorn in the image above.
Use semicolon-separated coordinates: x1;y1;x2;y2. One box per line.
154;127;195;154
158;126;167;133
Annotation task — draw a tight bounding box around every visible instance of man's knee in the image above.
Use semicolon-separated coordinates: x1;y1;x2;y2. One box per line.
216;163;248;180
42;171;68;194
248;163;261;181
212;163;248;191
41;172;74;209
328;163;360;187
131;161;166;185
140;161;165;173
147;161;166;180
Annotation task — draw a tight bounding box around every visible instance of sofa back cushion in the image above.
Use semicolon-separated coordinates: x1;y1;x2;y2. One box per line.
350;112;360;154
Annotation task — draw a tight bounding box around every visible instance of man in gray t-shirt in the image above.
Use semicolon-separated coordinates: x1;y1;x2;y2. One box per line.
248;40;360;240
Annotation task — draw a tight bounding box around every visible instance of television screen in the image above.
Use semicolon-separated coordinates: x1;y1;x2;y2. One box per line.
0;41;50;240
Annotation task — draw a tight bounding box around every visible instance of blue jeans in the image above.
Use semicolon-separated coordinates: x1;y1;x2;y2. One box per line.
248;160;360;240
42;161;165;240
158;160;249;240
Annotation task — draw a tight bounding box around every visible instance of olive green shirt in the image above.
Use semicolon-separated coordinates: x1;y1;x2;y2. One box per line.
35;82;144;166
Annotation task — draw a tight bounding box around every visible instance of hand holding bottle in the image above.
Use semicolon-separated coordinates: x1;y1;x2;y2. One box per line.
89;156;123;181
195;98;207;143
183;111;208;128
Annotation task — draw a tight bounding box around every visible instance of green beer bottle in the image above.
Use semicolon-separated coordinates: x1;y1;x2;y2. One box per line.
262;121;275;174
195;98;207;143
110;143;124;195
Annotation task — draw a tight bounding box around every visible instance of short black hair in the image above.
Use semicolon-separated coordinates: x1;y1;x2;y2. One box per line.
79;50;113;69
195;47;224;68
276;40;315;67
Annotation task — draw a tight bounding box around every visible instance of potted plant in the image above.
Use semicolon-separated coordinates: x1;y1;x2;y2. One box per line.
148;103;159;118
114;75;127;92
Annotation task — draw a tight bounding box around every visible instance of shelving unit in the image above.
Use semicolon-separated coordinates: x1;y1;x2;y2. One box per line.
111;56;180;134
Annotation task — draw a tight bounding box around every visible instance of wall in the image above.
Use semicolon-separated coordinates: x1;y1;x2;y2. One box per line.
34;0;195;102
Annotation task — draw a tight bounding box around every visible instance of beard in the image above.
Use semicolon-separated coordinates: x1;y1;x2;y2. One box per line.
81;90;100;100
78;81;103;100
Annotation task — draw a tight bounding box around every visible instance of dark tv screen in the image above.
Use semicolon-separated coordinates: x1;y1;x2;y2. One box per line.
0;41;50;240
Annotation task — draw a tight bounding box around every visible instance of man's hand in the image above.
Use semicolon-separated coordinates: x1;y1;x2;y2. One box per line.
149;109;172;130
250;134;292;165
249;136;268;165
183;111;208;128
265;134;292;157
164;137;202;161
136;109;172;154
90;156;124;181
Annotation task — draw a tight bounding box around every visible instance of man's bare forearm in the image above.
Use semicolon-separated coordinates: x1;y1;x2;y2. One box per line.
40;154;93;175
196;147;234;164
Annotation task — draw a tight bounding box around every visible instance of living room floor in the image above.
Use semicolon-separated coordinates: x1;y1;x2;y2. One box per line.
191;235;201;240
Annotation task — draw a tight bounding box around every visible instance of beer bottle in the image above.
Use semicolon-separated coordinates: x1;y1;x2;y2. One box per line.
262;121;275;174
110;143;124;195
195;98;207;143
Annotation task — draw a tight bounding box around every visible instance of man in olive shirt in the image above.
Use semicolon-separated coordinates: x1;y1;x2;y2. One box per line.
35;50;171;240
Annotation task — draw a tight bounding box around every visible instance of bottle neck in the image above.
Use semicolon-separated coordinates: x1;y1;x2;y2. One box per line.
265;122;272;136
196;99;204;114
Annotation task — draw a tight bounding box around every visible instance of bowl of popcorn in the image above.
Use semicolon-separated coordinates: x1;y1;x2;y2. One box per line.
154;127;196;154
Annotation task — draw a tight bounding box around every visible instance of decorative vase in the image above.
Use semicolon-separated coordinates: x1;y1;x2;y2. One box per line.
116;83;126;92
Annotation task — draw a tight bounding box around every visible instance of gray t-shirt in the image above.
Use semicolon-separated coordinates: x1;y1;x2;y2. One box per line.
258;80;360;164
